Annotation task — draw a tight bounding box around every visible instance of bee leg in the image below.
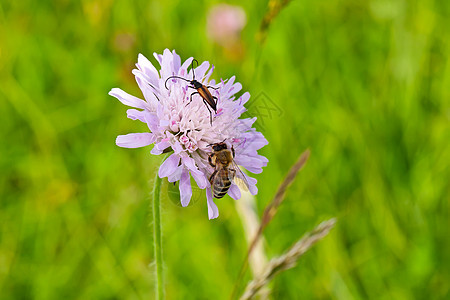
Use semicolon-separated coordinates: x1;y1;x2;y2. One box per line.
231;145;235;158
209;170;217;183
208;155;215;167
186;91;199;107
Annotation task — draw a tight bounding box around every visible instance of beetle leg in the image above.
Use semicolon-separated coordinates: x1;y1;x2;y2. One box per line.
203;99;213;125
212;96;218;106
207;86;220;90
186;92;199;107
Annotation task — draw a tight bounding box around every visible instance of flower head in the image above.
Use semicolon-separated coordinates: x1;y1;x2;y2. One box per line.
207;4;247;47
110;49;268;219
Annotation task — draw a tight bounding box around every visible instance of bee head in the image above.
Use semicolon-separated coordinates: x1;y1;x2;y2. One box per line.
211;142;228;152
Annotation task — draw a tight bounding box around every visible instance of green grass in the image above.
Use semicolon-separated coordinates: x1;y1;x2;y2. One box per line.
1;0;449;299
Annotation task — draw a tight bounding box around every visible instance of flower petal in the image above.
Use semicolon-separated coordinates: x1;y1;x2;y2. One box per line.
144;111;160;132
239;92;250;105
235;155;265;174
243;173;258;195
160;49;174;79
229;82;242;95
109;88;148;109
137;53;160;85
134;72;160;105
168;166;183;183
228;184;241;200
158;153;180;178
172;50;181;73
172;141;184;154
206;187;219;220
116;133;155;148
181;156;208;188
126;109;146;122
179;168;192;207
190;169;208;189
180;57;194;76
193;61;210;81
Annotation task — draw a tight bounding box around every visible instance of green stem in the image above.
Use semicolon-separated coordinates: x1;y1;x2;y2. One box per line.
153;171;164;300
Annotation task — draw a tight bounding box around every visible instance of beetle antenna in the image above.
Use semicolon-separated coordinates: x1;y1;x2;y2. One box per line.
191;59;199;80
165;75;191;90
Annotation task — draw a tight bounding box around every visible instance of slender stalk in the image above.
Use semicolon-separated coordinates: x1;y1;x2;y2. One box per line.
153;171;164;300
231;149;310;299
240;218;336;300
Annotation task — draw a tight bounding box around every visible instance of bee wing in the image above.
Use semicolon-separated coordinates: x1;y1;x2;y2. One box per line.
229;161;250;192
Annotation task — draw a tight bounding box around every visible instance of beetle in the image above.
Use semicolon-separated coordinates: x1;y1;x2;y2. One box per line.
165;59;219;125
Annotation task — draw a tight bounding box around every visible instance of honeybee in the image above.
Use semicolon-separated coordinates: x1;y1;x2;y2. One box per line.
208;142;249;198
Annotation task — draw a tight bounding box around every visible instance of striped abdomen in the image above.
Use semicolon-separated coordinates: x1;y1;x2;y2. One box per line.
211;169;231;199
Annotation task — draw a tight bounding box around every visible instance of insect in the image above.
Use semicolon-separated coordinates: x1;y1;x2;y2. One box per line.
208;142;249;199
164;59;219;125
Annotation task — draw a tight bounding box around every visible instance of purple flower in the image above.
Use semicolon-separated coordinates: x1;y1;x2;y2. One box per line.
109;49;268;219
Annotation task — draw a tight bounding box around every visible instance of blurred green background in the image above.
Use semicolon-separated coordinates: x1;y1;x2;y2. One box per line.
1;0;449;299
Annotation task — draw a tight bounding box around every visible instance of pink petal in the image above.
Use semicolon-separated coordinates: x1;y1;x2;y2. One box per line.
243;173;258;195
126;109;146;122
153;52;163;65
168;166;183;182
116;133;155;148
240;92;250;105
158;153;180;178
180;57;194;74
160;49;174;79
203;64;215;82
172;50;181;73
235;156;265;174
179;168;192;207
172;141;184;154
190;169;208;189
180;156;208;189
193;61;210;81
109;88;148;109
230;82;242;94
134;73;159;105
228;184;241;200
151;139;171;155
137;53;160;85
181;155;198;171
206;187;219;220
144;111;160;132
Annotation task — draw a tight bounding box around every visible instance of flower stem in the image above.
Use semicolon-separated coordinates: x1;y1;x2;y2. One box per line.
153;171;164;300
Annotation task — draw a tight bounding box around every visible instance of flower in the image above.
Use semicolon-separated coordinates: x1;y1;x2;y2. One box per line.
206;4;247;47
109;49;268;219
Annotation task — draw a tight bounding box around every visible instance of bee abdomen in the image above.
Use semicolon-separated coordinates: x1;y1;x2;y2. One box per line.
213;179;231;199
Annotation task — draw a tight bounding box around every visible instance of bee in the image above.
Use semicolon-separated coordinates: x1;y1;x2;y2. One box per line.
165;59;219;125
208;142;249;198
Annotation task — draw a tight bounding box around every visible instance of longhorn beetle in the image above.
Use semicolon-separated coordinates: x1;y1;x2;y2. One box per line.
165;59;219;125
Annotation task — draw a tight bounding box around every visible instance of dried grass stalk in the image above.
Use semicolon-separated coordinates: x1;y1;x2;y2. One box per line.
249;149;310;256
231;149;310;299
258;0;294;43
240;218;337;300
235;191;270;299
